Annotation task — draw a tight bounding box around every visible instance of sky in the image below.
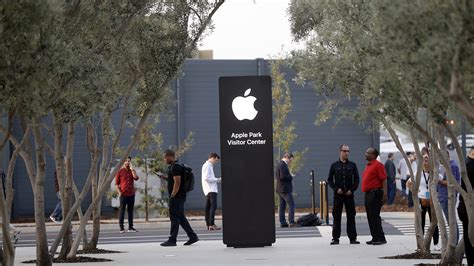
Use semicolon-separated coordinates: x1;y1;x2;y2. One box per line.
199;0;302;59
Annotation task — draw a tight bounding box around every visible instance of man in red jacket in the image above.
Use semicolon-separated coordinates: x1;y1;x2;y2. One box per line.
116;156;139;233
362;147;387;245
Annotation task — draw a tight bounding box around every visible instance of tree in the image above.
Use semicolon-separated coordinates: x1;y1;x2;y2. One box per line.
288;0;473;263
271;59;308;206
1;0;225;264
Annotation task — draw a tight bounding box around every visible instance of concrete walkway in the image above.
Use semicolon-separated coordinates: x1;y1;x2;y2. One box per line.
13;212;463;265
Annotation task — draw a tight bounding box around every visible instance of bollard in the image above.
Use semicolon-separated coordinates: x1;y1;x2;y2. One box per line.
310;169;316;214
319;181;329;225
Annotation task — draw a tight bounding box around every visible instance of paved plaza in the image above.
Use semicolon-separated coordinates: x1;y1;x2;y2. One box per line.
12;212;467;265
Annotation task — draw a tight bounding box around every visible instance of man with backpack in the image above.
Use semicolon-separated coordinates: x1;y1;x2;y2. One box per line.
160;149;199;247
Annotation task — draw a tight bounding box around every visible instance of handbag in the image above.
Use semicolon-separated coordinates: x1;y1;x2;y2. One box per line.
420;198;431;207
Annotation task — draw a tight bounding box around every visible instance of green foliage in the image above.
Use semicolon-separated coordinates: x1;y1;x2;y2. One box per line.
133;131;194;218
288;0;474;128
271;60;308;174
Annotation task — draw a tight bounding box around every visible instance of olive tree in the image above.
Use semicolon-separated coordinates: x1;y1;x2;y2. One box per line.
288;0;473;263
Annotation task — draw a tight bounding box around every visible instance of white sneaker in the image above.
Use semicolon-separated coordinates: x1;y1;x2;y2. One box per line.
128;228;138;233
433;244;441;251
50;216;62;224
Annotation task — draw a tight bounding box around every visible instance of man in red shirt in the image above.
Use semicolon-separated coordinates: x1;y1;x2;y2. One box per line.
362;148;387;245
115;156;139;233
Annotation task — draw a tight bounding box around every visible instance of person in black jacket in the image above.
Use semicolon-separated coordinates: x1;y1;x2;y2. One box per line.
328;144;360;245
384;153;397;205
458;146;474;265
275;153;296;227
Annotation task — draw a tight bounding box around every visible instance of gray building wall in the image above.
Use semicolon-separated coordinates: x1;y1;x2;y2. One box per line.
10;59;378;219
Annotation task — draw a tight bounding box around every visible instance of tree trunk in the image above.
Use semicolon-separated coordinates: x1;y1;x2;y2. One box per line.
408;129;429;253
0;188;15;266
0;127;29;266
67;108;152;259
384;123;427;251
32;117;52;265
86;198;102;250
59;122;75;258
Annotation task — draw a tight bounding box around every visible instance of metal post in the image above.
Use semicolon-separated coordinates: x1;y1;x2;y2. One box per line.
145;157;149;222
310;169;315;214
319;181;324;222
319;181;329;225
461;117;467;157
323;181;329;225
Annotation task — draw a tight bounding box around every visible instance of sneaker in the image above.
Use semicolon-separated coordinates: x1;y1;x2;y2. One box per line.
366;239;374;245
280;224;289;228
183;237;199;246
208;225;221;230
350;240;360;244
330;239;339;245
372;240;387;245
13;230;21;244
50;216;62;224
433;243;441;251
128;227;138;233
119;228;125;234
161;240;177;247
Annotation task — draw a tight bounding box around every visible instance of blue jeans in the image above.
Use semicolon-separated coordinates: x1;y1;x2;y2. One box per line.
278;192;295;225
387;180;396;205
440;200;459;243
51;192;62;221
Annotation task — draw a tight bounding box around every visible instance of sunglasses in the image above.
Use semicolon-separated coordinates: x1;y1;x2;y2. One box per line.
341;150;350;153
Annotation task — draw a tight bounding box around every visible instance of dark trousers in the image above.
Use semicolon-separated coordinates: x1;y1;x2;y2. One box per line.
458;202;473;266
119;195;135;229
205;192;218;226
168;197;197;242
332;193;357;240
278;192;295;225
420;201;439;245
386;180;396;205
365;189;386;241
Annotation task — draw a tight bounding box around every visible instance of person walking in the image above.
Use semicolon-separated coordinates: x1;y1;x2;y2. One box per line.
384;153;396;205
115;156;139;233
362;147;387;245
201;152;221;231
161;149;199;247
328;144;360;245
50;171;62;224
458;146;474;266
438;151;460;242
275;153;297;228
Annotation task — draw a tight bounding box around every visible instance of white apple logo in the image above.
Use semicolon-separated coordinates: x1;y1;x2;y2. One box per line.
231;88;258;121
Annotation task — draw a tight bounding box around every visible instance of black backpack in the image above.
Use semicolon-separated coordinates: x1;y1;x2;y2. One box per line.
180;163;195;192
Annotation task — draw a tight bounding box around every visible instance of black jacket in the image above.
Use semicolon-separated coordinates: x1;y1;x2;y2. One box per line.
460;156;474;204
384;159;396;182
275;160;293;193
327;159;359;193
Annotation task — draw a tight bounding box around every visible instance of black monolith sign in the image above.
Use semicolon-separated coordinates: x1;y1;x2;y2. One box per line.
219;76;275;248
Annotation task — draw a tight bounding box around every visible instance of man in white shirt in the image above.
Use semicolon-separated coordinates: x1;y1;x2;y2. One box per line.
398;152;416;207
201;153;221;230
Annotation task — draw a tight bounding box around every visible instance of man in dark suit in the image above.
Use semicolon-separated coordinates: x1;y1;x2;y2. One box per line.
276;153;296;228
